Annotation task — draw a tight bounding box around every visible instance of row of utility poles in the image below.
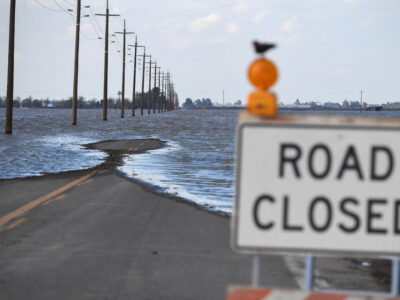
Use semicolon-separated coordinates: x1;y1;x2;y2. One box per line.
4;0;177;134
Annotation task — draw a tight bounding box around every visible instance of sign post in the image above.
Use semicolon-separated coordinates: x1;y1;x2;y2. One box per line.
392;259;400;296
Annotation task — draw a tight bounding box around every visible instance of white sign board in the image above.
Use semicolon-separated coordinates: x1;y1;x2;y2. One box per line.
233;112;400;256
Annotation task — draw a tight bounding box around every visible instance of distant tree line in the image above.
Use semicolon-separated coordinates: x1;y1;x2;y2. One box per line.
182;98;244;108
182;98;213;108
0;87;167;109
381;102;400;109
289;98;369;109
287;98;397;109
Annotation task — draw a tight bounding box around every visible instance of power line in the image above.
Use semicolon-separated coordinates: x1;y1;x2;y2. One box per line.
61;0;75;6
52;0;70;13
80;28;100;41
111;39;122;56
86;6;105;47
89;6;104;32
87;14;105;46
114;36;123;51
64;2;101;41
33;0;93;40
78;10;103;41
28;0;174;111
32;0;64;12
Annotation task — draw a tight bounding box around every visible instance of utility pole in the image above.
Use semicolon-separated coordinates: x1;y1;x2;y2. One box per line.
166;72;170;112
160;72;164;113
360;90;363;112
96;0;119;121
141;51;145;115
148;58;152;115
153;62;157;114
165;73;168;112
164;73;168;112
157;67;161;113
141;53;151;115
128;38;144;117
223;89;225;107
170;82;173;111
167;73;171;111
115;19;134;118
165;73;167;112
171;82;175;110
5;0;16;134
71;0;81;125
170;75;174;111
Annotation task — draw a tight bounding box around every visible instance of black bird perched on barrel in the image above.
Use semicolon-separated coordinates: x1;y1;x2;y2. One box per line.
253;41;276;54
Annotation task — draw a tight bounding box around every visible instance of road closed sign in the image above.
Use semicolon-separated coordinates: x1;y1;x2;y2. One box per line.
232;112;400;256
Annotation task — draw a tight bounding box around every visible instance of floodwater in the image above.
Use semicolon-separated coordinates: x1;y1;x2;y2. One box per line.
1;108;399;214
0;108;235;214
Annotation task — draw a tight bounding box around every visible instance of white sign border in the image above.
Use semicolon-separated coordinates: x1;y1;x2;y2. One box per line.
232;120;400;257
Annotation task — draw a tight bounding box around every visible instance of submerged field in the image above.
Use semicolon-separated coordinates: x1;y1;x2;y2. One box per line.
0;108;397;214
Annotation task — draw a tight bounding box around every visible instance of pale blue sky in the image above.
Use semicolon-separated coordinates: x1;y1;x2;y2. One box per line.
0;0;399;105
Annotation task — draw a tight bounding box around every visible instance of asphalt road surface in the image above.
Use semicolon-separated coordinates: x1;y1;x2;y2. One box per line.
0;139;391;299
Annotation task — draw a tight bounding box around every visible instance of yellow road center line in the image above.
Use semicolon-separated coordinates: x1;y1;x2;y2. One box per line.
55;194;67;201
0;170;97;228
6;218;26;230
43;193;67;206
43;193;67;205
78;178;94;186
